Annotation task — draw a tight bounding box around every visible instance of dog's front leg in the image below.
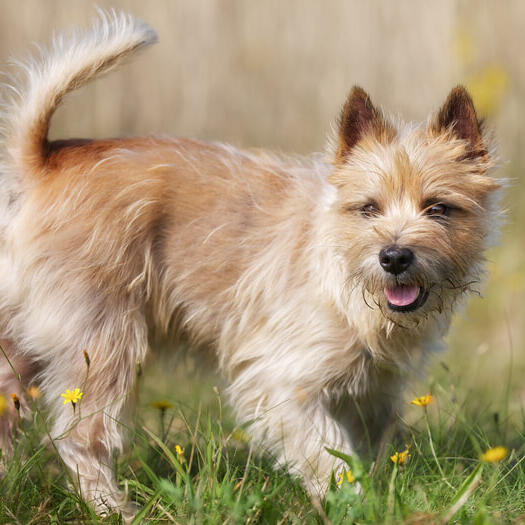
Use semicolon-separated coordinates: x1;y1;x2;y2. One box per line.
228;374;357;494
282;396;359;495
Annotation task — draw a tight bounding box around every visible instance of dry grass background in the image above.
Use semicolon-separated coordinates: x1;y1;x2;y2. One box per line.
0;1;523;409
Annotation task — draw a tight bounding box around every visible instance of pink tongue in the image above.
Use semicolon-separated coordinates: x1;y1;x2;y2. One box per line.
385;285;420;307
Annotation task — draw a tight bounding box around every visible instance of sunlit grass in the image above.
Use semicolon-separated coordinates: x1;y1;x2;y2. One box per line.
1;351;525;524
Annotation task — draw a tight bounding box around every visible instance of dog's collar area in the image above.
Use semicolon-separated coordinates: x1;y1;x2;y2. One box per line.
386;287;429;312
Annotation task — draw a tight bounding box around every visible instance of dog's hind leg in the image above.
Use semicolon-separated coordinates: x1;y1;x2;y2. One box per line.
39;311;148;517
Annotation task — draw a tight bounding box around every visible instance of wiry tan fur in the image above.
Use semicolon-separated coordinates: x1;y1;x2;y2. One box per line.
0;11;501;517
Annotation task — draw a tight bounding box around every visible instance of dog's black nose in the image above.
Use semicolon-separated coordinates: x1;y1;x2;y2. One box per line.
379;246;414;275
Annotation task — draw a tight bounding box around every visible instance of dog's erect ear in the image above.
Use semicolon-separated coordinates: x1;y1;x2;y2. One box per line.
434;86;486;159
335;86;391;164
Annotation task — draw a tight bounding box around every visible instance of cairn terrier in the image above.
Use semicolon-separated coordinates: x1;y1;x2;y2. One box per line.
0;11;500;516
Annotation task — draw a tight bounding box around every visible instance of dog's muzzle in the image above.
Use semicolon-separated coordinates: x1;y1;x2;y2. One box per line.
379;246;428;312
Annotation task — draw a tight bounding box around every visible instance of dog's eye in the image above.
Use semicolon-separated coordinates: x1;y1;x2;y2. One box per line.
360;203;379;218
425;203;449;218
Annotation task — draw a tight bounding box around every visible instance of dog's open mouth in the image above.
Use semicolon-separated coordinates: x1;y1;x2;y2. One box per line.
385;285;429;312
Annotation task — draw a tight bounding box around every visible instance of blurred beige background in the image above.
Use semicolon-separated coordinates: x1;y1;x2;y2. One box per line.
0;1;523;403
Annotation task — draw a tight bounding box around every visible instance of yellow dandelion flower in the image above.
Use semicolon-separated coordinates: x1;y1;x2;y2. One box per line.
391;449;410;465
411;394;433;407
480;446;508;463
175;444;184;456
28;385;41;400
0;393;6;415
336;470;355;486
61;388;83;405
11;393;20;411
151;400;173;410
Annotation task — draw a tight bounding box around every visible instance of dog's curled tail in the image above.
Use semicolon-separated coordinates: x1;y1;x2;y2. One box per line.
1;9;158;178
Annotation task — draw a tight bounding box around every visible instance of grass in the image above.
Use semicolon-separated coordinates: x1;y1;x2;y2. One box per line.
1;354;525;525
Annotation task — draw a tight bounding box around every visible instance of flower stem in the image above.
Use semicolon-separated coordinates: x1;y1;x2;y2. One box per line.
387;462;398;517
424;407;454;489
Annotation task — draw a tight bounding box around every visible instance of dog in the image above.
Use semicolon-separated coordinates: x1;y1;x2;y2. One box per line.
0;11;501;516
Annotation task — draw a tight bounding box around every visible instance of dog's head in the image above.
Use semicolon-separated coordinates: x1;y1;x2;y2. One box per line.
327;86;501;325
